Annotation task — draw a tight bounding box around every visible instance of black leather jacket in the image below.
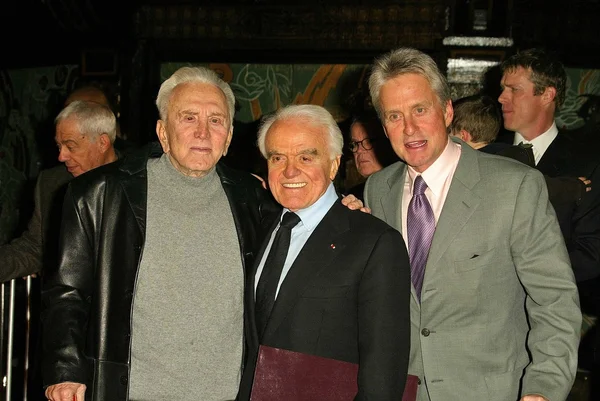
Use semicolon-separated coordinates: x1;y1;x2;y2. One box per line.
41;143;276;400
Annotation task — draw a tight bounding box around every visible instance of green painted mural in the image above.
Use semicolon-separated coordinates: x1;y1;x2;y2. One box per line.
557;68;600;130
161;63;372;123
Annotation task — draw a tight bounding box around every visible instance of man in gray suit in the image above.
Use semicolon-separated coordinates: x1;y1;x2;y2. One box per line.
0;99;118;281
363;47;581;401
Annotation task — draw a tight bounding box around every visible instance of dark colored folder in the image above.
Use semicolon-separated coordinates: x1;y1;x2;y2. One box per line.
250;345;418;401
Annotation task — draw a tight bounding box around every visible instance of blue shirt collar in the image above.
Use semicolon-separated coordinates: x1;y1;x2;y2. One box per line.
281;182;338;232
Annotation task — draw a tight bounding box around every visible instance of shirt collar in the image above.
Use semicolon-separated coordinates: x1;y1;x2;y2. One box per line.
407;137;461;197
281;182;338;232
514;122;558;163
514;122;558;149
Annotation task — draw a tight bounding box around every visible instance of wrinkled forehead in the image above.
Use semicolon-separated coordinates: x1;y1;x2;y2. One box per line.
169;82;230;117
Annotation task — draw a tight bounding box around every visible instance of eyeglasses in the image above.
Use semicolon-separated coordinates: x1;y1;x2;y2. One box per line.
349;138;378;153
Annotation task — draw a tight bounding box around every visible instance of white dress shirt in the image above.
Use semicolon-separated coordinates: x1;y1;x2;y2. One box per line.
513;122;559;165
401;138;462;251
254;183;338;298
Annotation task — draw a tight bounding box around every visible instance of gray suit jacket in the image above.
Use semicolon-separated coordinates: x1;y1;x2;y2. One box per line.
0;165;72;282
364;138;581;401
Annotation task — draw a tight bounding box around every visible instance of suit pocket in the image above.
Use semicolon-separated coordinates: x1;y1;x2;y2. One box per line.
300;285;350;299
453;247;497;272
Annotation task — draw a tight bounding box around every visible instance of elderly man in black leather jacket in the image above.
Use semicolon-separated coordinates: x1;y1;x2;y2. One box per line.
41;67;278;401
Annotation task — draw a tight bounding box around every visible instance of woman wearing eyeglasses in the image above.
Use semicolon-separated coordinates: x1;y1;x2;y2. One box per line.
346;114;398;200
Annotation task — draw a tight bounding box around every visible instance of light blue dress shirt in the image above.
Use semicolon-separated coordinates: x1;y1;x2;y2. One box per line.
254;183;339;299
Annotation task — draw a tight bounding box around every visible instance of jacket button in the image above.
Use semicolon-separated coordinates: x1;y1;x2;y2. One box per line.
120;375;128;385
421;328;430;337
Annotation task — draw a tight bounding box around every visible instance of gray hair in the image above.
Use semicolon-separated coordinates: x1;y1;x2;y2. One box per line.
369;47;451;117
257;104;343;160
55;100;117;143
156;66;236;129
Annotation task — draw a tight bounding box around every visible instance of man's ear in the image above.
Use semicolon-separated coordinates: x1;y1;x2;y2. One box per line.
329;155;342;180
98;133;111;152
459;129;473;143
542;86;557;105
444;100;454;128
222;128;234;156
156;120;169;153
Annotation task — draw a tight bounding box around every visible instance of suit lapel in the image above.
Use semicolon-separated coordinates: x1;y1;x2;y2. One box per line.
262;201;349;339
503;131;570;177
250;217;280;304
377;163;424;303
380;163;407;234
536;135;568;176
426;143;481;273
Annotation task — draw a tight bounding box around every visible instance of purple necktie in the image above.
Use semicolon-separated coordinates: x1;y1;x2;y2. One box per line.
407;175;435;300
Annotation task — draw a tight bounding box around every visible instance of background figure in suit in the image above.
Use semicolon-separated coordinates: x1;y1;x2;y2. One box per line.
0;99;119;401
239;104;411;401
0;100;118;282
65;85;135;153
498;48;600;284
364;47;581;401
450;93;591;217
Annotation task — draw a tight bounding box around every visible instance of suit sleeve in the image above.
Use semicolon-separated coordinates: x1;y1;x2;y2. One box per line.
356;228;411;401
0;175;44;282
510;169;581;401
363;175;374;210
41;184;94;387
565;165;600;282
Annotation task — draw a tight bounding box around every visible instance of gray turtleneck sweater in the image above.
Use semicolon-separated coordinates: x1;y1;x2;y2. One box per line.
128;154;244;401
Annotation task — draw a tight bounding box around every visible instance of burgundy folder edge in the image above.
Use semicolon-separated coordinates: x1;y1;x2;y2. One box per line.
250;345;418;401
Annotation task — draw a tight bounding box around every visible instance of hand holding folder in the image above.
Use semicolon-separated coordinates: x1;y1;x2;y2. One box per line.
250;345;418;401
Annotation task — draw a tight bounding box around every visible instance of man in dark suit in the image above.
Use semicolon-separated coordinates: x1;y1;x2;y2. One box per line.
498;48;600;284
451;93;591;215
239;104;411;400
0;100;119;282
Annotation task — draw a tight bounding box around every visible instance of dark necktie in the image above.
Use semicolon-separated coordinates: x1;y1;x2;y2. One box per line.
407;176;435;300
517;141;533;150
515;141;535;166
255;212;301;338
